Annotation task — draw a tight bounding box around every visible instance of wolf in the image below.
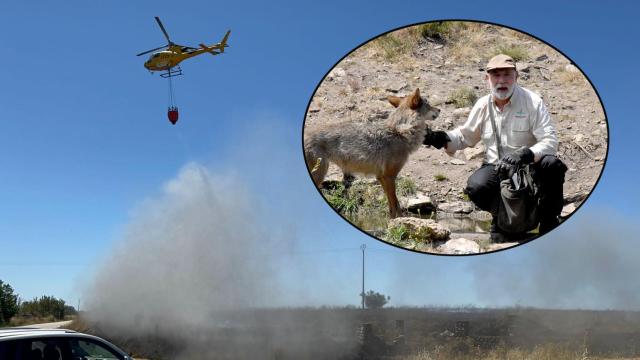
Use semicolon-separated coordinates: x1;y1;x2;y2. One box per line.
304;88;440;218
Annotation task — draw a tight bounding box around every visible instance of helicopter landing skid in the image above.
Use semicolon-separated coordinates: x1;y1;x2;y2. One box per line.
160;66;183;78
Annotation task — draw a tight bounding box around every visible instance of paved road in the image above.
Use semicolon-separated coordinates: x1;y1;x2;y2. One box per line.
17;320;73;329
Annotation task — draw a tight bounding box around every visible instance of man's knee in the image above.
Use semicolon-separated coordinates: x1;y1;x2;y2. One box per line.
538;155;568;178
465;168;498;211
465;177;487;200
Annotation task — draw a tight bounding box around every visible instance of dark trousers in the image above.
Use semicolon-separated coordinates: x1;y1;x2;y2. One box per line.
465;155;567;225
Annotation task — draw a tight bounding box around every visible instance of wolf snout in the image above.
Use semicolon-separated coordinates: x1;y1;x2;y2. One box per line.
430;106;441;119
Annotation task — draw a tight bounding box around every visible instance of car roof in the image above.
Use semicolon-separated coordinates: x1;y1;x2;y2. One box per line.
0;328;106;343
0;328;79;339
0;328;128;356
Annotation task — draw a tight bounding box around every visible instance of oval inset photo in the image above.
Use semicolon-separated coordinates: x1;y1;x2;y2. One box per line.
303;20;608;255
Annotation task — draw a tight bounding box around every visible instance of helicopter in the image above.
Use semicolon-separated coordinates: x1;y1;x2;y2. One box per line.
137;17;230;124
137;17;230;78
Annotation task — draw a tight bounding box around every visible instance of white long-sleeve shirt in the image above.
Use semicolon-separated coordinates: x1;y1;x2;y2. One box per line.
445;85;558;164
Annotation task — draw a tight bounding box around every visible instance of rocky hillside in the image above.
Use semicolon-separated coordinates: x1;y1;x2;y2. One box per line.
304;22;607;253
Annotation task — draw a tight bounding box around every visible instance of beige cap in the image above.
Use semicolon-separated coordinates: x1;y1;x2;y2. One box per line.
486;54;516;71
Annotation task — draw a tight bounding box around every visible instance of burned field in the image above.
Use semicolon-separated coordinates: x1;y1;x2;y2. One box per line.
71;307;640;359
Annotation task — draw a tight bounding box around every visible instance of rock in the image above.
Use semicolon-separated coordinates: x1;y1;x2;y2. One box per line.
470;210;492;221
485;242;520;252
388;217;450;242
561;203;577;218
535;54;549;61
406;193;435;214
573;134;584;143
385;82;408;93
565;64;580;73
519;64;531;73
330;67;346;79
453;107;471;118
450;159;466;165
564;191;588;204
463;145;485;161
539;68;551;81
436;238;480;254
437;201;474;214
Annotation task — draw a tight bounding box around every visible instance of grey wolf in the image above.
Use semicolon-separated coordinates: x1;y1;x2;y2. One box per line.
304;88;440;218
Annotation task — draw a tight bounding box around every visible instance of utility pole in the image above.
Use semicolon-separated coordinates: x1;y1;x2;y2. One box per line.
360;244;366;309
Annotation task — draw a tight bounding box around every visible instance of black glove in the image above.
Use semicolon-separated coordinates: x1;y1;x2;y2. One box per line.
500;146;533;174
501;147;534;166
423;129;450;149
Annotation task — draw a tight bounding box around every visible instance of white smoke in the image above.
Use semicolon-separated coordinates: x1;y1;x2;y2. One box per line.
471;209;640;310
85;163;286;333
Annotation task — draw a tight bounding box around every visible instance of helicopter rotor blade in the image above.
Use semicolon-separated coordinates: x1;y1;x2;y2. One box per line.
136;45;168;56
155;16;172;45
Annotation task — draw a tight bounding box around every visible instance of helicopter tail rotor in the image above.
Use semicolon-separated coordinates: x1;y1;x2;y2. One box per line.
219;30;231;53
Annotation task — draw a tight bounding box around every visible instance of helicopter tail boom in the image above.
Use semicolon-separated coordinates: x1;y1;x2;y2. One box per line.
198;30;231;56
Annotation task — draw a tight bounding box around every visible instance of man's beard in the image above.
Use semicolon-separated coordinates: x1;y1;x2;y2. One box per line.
490;83;515;100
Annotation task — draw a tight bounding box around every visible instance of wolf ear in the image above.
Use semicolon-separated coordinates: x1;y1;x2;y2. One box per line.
388;96;402;108
409;88;422;110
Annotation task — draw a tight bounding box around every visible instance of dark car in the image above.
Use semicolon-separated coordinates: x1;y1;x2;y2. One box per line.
0;328;133;360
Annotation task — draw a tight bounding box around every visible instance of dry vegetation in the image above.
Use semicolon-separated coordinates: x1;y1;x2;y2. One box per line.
72;307;640;359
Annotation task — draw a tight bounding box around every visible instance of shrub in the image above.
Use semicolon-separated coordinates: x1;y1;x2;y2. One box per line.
447;87;477;108
374;34;410;60
418;22;453;41
387;224;409;242
491;45;529;62
397;177;417;197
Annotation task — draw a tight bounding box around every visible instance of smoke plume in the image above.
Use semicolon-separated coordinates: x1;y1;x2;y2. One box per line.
471;209;640;310
85;163;285;332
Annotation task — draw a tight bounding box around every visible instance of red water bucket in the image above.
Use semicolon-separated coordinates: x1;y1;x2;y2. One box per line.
168;107;179;125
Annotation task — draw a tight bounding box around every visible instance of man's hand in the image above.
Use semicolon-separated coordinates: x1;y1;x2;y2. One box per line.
501;147;534;166
423;129;450;149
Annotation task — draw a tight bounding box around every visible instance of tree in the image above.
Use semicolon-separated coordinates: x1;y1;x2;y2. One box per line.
20;295;67;320
364;290;390;309
0;280;19;325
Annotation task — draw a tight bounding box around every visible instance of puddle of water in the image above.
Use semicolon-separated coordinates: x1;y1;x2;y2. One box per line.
434;212;492;233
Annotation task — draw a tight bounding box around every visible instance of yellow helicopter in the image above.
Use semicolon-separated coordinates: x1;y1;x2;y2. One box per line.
137;17;230;78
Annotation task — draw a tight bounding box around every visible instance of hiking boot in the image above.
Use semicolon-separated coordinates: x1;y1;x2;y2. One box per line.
489;220;526;243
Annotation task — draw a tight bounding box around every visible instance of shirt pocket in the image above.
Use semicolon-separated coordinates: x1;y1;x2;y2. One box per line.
508;119;532;146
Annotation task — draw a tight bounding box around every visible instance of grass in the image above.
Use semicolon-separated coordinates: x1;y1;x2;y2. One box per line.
403;342;585;360
490;45;530;62
372;33;413;60
418;22;455;41
365;21;533;66
556;66;586;85
447;87;477;108
323;182;359;217
397;177;417;197
387;224;409;242
321;180;388;231
322;177;419;234
434;174;448;182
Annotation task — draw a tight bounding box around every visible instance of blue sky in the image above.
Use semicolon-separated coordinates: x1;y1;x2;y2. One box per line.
1;1;639;310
